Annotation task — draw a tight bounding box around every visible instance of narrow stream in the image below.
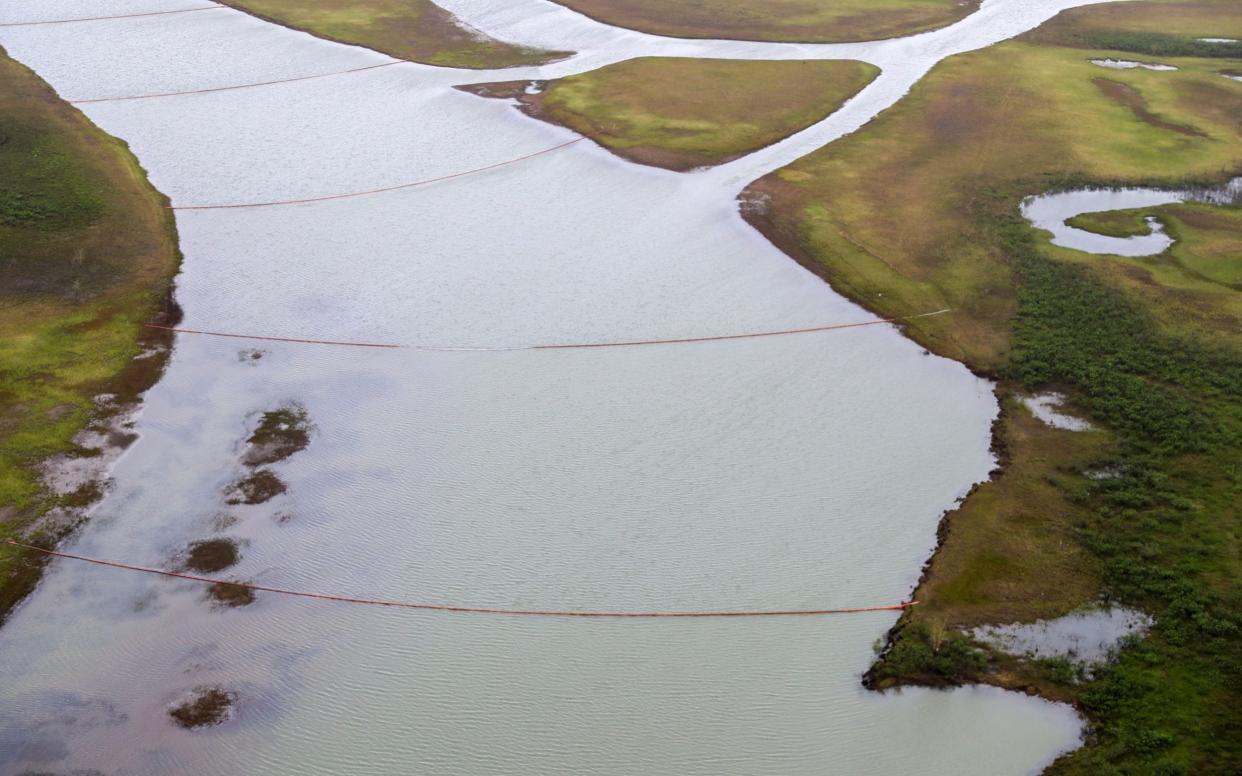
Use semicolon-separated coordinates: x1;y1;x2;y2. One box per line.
0;1;1128;773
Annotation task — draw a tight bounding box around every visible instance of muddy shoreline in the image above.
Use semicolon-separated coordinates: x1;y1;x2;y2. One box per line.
0;290;182;628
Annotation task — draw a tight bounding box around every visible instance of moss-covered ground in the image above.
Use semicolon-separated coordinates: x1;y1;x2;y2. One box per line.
463;57;879;170
222;0;570;69
0;48;180;623
739;0;1242;772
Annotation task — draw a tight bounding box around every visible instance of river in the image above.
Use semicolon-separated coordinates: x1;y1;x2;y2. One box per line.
0;1;1125;773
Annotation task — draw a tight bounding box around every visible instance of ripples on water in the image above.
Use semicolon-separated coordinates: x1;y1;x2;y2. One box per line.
0;0;1133;773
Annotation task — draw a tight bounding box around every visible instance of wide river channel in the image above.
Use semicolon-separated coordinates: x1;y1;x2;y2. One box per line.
0;0;1128;773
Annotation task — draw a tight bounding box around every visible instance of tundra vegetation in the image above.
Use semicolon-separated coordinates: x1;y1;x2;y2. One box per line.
0;48;180;624
549;0;980;43
463;58;879;170
737;0;1242;772
221;0;570;68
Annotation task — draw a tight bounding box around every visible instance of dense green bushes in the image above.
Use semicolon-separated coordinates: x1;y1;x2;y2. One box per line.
1071;31;1242;59
995;211;1242;774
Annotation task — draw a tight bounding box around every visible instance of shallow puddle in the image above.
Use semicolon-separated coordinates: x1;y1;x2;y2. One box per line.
1089;58;1177;71
1021;393;1094;432
973;606;1152;665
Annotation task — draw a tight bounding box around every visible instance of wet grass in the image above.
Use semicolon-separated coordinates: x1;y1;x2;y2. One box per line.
464;58;878;171
221;0;569;69
745;4;1242;771
0;49;180;623
549;0;978;43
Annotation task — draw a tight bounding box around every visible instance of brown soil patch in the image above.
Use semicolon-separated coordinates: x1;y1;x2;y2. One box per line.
242;404;311;466
226;470;287;505
168;687;236;729
181;539;240;573
207;581;256;608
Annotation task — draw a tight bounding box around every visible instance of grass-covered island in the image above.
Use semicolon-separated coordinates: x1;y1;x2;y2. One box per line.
461;57;879;170
0;48;181;623
549;0;980;43
222;0;570;69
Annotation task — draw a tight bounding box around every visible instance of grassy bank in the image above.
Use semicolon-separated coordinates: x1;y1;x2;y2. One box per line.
221;0;570;69
461;58;879;170
549;0;978;43
742;1;1242;772
0;49;181;623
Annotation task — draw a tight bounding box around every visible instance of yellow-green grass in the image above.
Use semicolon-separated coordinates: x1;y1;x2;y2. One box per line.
745;4;1242;771
463;57;879;170
916;399;1111;628
1065;209;1155;238
1052;203;1242;346
0;49;179;621
222;0;569;69
550;0;979;43
1029;0;1242;55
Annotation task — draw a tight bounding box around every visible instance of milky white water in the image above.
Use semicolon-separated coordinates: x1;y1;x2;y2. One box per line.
0;0;1132;773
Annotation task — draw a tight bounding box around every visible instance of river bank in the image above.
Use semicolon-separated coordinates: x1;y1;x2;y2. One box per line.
740;1;1242;769
0;46;182;624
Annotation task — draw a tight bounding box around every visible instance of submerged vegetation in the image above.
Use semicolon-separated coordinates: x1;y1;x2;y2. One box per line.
463;58;879;170
0;48;180;624
746;0;1242;771
221;0;569;69
548;0;978;43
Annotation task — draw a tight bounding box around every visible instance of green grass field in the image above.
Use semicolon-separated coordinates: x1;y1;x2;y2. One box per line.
550;0;978;43
741;1;1242;772
465;57;879;170
222;0;569;69
0;49;180;623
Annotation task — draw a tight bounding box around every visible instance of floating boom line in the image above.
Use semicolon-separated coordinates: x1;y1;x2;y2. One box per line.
5;540;917;619
70;61;404;104
0;5;224;27
170;138;587;210
144;310;951;352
